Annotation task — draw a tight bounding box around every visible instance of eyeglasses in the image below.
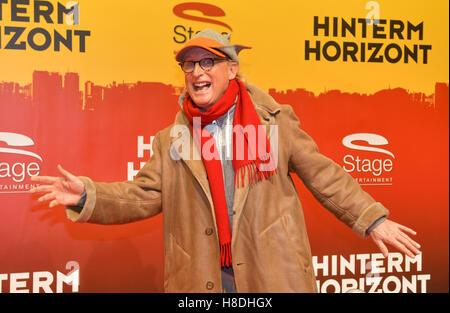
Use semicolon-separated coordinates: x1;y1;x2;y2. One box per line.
179;57;228;73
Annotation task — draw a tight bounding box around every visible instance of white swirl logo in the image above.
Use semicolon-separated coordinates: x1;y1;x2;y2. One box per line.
342;133;395;159
0;132;43;161
342;133;394;182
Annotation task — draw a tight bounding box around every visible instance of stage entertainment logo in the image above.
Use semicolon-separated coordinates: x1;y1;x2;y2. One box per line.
173;2;232;44
341;133;394;186
0;132;43;194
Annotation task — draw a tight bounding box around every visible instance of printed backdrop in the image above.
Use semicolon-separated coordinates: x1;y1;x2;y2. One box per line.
0;0;448;293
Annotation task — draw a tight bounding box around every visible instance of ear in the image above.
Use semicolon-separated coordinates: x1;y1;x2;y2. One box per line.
228;62;239;80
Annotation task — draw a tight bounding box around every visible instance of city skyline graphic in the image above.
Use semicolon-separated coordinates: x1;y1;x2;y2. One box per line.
0;70;448;115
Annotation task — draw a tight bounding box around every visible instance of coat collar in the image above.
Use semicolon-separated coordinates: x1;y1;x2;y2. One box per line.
245;82;281;115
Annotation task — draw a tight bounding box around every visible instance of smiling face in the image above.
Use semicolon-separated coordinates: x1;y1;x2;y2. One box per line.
183;47;239;111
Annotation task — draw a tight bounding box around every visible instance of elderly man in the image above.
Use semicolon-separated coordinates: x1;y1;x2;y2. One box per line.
30;29;420;293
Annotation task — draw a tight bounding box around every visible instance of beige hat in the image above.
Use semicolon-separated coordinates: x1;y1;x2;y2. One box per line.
175;28;251;63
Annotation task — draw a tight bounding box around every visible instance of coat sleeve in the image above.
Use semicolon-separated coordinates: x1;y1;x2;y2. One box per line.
282;105;389;238
65;132;163;224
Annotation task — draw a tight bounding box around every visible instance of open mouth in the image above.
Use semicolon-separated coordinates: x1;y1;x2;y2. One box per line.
193;82;211;92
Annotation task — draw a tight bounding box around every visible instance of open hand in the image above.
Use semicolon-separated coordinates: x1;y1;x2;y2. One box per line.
30;164;85;208
370;219;421;258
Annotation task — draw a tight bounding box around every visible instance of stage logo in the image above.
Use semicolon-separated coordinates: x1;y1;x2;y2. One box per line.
0;132;42;193
341;133;394;186
173;2;232;44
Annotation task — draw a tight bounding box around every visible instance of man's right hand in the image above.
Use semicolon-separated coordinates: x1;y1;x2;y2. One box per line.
30;164;85;208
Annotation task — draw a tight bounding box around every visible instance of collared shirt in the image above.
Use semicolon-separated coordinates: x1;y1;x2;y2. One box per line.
203;103;236;228
204;102;237;293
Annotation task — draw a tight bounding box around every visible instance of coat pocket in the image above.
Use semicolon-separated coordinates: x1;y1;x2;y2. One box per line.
257;213;317;292
166;233;192;292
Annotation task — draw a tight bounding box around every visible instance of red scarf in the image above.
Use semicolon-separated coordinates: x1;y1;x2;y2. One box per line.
182;79;277;267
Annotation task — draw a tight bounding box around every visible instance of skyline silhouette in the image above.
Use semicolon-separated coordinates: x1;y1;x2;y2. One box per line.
0;70;448;114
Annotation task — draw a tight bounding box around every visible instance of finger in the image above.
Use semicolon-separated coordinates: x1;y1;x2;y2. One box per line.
396;234;421;256
49;199;59;208
373;238;389;258
30;185;55;194
399;231;421;248
57;165;76;182
30;176;61;184
397;224;417;235
38;192;56;203
390;239;416;259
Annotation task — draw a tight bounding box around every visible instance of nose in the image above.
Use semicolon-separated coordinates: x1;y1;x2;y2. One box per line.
192;62;204;76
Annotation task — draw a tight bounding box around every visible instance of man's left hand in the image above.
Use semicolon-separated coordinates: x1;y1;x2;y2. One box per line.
370;219;421;258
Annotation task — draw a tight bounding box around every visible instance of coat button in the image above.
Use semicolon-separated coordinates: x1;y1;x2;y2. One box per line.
205;228;214;236
206;281;214;290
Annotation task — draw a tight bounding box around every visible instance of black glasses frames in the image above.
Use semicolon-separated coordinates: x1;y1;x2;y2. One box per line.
179;57;229;73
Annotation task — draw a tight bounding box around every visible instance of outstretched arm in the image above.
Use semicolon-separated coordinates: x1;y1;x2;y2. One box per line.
281;104;421;257
30;133;163;224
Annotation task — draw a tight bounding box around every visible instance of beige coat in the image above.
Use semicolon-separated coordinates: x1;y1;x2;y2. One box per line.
66;83;389;292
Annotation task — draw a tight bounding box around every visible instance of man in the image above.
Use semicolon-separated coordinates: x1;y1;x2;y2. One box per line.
30;29;420;292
